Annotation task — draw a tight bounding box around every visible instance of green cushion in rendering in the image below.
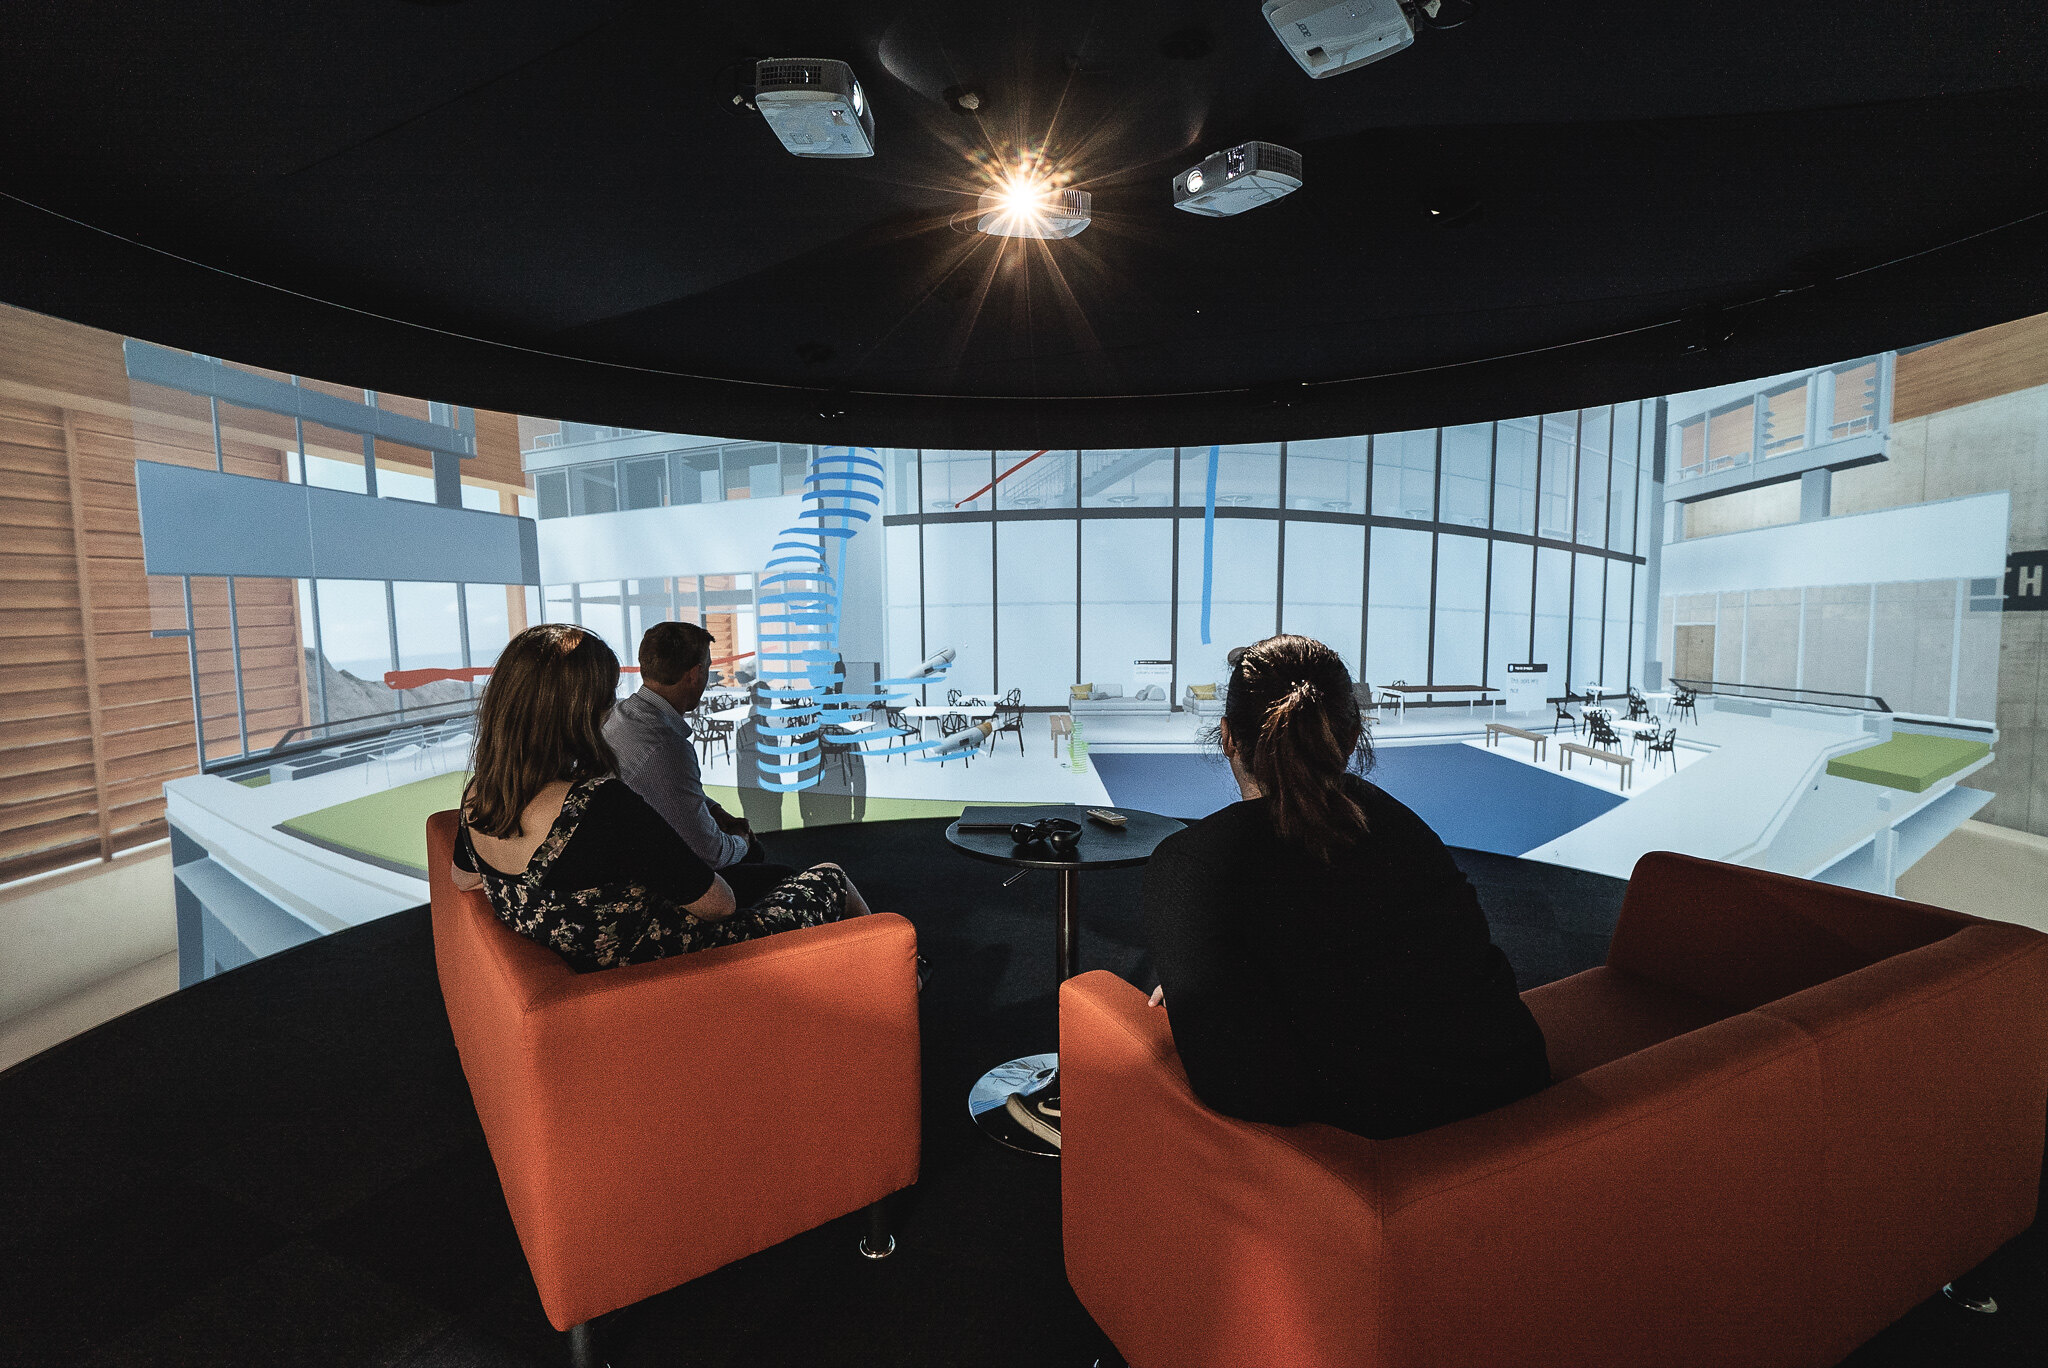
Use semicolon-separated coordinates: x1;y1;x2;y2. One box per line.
1825;733;1990;794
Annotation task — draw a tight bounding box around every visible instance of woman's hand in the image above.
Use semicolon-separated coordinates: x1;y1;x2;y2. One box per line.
1148;985;1166;1008
685;873;738;922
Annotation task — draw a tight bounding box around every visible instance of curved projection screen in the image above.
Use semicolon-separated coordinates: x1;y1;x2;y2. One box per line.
0;297;2043;1012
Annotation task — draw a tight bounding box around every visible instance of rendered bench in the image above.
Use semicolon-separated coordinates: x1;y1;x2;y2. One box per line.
1560;740;1632;790
1484;722;1547;762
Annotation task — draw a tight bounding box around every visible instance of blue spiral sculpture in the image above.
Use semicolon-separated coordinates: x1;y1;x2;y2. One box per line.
754;447;964;792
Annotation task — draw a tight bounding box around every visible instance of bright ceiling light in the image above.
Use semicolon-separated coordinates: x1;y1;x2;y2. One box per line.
976;176;1091;239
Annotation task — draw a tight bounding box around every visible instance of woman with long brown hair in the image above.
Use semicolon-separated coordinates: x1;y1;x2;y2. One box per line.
1140;634;1549;1138
449;623;870;972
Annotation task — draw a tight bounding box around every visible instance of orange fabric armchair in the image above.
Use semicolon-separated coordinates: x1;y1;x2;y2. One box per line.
425;810;921;1350
1061;851;2048;1368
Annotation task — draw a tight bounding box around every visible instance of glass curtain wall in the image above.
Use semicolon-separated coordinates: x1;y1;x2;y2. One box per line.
530;440;814;518
883;401;1653;706
1660;580;1993;723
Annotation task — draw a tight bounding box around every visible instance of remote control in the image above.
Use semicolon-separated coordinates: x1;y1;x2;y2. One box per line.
1085;808;1127;828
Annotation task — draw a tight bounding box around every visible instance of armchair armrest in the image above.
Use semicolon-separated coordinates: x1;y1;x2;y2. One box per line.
485;914;921;1327
1607;852;1977;1010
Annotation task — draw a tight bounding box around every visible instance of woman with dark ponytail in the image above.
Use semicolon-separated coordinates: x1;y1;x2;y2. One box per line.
1141;634;1549;1138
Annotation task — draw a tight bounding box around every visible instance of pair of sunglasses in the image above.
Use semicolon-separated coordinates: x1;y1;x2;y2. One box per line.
958;816;1083;854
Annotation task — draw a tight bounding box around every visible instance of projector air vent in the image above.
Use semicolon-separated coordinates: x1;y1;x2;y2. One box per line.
1260;146;1304;180
757;61;830;89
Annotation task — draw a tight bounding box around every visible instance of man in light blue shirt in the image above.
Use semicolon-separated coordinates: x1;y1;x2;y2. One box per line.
605;621;793;903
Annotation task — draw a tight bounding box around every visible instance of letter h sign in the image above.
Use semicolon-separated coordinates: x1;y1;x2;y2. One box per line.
2008;551;2048;612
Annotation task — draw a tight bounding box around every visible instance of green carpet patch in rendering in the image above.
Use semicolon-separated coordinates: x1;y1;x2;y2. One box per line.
1825;733;1990;794
276;770;472;876
276;773;989;878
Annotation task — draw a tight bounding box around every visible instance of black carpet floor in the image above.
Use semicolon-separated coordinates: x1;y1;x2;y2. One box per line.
0;818;2041;1367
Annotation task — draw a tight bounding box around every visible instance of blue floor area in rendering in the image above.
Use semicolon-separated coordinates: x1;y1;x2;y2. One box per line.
1091;744;1625;857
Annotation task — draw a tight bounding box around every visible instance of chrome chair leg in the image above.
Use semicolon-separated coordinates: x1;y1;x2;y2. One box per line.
859;1196;896;1259
567;1320;607;1368
1944;1279;1998;1314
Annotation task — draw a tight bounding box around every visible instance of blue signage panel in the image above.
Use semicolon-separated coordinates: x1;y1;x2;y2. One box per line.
135;461;537;584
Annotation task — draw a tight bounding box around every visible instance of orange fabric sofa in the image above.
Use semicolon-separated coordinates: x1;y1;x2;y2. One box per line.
425;810;922;1335
1061;851;2048;1368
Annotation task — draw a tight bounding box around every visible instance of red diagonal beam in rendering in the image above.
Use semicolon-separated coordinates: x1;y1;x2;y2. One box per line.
384;651;756;692
954;449;1049;508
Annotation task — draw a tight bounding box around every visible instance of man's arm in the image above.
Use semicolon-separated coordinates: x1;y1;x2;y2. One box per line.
607;710;750;867
706;799;750;835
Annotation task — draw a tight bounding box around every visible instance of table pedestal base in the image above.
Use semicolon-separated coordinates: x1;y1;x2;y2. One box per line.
968;1051;1059;1158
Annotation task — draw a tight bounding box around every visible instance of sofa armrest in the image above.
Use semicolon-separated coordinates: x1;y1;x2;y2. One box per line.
1061;972;1388;1368
486;913;921;1327
1606;851;1978;1010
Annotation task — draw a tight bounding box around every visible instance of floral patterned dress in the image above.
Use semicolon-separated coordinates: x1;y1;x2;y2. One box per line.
453;776;852;973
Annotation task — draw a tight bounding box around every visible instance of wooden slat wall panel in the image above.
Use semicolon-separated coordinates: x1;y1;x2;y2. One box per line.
0;820;103;865
2;838;109;884
6;766;97;805
0;302;305;879
0;636;86;667
0;503;75;533
100;698;197;735
107;774;174;809
0;527;78;558
0;790;100;833
0;443;66;477
1;661;87;695
1;739;96;778
1894;311;2048;421
0;606;85;636
6;686;91;721
0;712;96;748
0;397;63;424
0;300;531;881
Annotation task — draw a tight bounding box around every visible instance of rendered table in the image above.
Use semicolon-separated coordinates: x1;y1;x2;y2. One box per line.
945;804;1184;1156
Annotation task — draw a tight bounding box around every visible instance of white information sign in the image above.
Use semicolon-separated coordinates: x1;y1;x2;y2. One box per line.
1504;662;1550;714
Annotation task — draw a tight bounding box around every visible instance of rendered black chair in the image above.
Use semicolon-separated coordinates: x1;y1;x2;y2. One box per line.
1587;714;1625;753
946;688;963;706
871;706;921;763
1627;690;1652;722
819;722;868;781
1645;726;1678;770
1553;700;1581;736
693;716;733;765
1674;688;1700;724
937;711;978;768
991;708;1026;756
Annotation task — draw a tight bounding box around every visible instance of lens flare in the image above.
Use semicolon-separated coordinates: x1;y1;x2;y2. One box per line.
996;175;1046;221
976;161;1089;239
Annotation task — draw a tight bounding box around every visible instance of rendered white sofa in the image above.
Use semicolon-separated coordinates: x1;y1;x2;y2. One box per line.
1070;684;1171;716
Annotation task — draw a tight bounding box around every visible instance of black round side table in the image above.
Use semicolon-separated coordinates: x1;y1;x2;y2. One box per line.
945;804;1184;1156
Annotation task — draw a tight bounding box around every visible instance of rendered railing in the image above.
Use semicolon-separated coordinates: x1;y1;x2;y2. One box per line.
1668;678;1890;713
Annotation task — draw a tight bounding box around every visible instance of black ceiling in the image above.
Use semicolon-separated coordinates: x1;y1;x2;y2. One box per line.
4;1;2047;446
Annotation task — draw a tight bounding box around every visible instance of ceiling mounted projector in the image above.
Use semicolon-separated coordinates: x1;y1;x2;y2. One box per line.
1173;142;1302;217
976;186;1092;238
754;59;874;158
1262;0;1416;78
